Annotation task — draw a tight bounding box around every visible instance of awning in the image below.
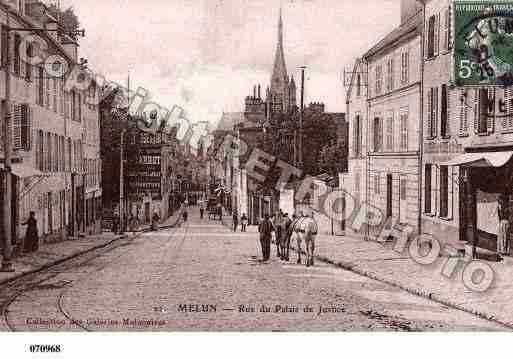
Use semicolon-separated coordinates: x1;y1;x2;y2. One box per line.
440;151;513;168
0;163;44;178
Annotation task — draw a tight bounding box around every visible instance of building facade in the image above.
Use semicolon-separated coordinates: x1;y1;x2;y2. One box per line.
0;0;101;249
421;0;513;253
365;13;423;236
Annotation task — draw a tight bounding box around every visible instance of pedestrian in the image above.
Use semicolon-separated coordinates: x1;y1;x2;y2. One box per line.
23;211;39;253
152;212;160;231
241;213;248;232
232;212;239;232
282;213;292;261
258;214;273;262
270;213;281;258
498;193;510;257
200;206;204;219
112;214;119;234
183;209;188;222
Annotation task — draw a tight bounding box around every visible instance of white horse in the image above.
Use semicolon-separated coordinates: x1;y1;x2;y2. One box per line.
291;215;318;267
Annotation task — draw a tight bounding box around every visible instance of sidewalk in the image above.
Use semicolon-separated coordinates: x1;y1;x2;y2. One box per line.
291;232;513;329
0;209;182;286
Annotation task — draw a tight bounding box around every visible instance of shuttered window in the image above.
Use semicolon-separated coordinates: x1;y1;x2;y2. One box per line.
13;33;20;76
440;166;449;218
427;88;438;138
385;112;394;151
427;16;435;58
400;109;408;151
441;84;448;137
401;52;409;85
25;43;33;81
1;25;8;68
37;67;44;106
20;104;31;150
11;103;22;150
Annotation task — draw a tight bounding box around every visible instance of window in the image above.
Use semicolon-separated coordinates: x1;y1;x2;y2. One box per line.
385;112;394;151
477;88;489;134
503;87;513;130
25;43;33;81
427;15;436;58
53;78;58;112
444;8;452;51
427;87;438;138
1;25;8;68
11;103;22;150
20;104;31;150
441;84;448;137
425;164;432;213
375;65;382;95
427;15;440;58
353;114;361;156
439;166;449;218
46;132;52;172
37;67;44;106
356;74;361;97
45;72;51;109
400;109;408;150
373;116;383;152
400;178;407;201
459;89;469;133
401;52;409;85
386;59;394;92
37;130;44;171
13;33;20;76
374;174;380;194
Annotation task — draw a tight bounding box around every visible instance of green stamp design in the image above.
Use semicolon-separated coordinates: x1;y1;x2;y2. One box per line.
454;1;513;87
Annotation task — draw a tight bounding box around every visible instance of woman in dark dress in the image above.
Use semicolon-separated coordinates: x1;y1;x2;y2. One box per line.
23;211;39;253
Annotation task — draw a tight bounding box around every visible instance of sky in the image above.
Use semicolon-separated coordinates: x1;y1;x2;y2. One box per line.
58;0;400;128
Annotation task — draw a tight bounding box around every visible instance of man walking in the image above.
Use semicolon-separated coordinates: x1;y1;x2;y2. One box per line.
232;212;239;232
258;214;273;262
282;213;292;261
241;213;248;232
200;206;204;219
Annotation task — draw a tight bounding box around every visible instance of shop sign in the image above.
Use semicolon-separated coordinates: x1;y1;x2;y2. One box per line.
454;1;513;87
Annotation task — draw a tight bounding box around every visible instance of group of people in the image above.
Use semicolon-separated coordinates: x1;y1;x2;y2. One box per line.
257;211;296;262
232;213;249;232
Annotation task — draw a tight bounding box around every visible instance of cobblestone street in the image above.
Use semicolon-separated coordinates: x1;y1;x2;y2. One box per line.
0;208;505;331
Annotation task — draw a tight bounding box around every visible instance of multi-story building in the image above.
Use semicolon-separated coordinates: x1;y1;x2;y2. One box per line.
344;0;423;238
0;0;102;249
343;58;368;230
421;0;513;253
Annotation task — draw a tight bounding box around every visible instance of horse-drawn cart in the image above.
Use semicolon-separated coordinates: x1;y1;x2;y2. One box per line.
207;197;222;220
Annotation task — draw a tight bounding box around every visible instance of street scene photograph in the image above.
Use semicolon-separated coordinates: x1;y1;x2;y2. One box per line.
2;0;513;352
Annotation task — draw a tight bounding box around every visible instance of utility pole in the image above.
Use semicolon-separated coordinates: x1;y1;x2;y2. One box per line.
119;128;125;234
1;12;14;272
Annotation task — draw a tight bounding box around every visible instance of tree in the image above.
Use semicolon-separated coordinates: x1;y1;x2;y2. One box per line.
318;141;348;177
47;4;80;38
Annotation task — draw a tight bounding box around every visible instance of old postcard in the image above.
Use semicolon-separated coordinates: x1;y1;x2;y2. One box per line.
1;1;513;353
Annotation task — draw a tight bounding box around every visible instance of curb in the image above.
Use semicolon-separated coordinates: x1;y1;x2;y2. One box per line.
286;243;513;330
0;211;184;288
0;234;127;287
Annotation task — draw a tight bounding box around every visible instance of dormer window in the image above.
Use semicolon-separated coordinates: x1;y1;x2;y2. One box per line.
356;74;361;97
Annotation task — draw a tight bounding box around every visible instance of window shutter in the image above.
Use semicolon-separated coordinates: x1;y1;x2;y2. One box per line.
448;167;454;219
21;103;31;150
11;103;22;150
431;166;438;216
473;89;479;133
507;87;513;129
427;88;432;137
487;88;495;133
435;13;440;56
443;9;449;51
434;87;439;137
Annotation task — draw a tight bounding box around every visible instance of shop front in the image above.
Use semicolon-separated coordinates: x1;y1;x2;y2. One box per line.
444;150;513;258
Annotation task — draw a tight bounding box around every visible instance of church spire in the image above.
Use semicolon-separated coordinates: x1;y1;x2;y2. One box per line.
270;7;288;95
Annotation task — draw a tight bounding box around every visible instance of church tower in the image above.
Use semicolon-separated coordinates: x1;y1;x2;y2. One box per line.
267;8;296;114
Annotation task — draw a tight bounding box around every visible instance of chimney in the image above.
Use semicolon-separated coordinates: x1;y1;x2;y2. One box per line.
258;85;261;99
253;85;256;98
